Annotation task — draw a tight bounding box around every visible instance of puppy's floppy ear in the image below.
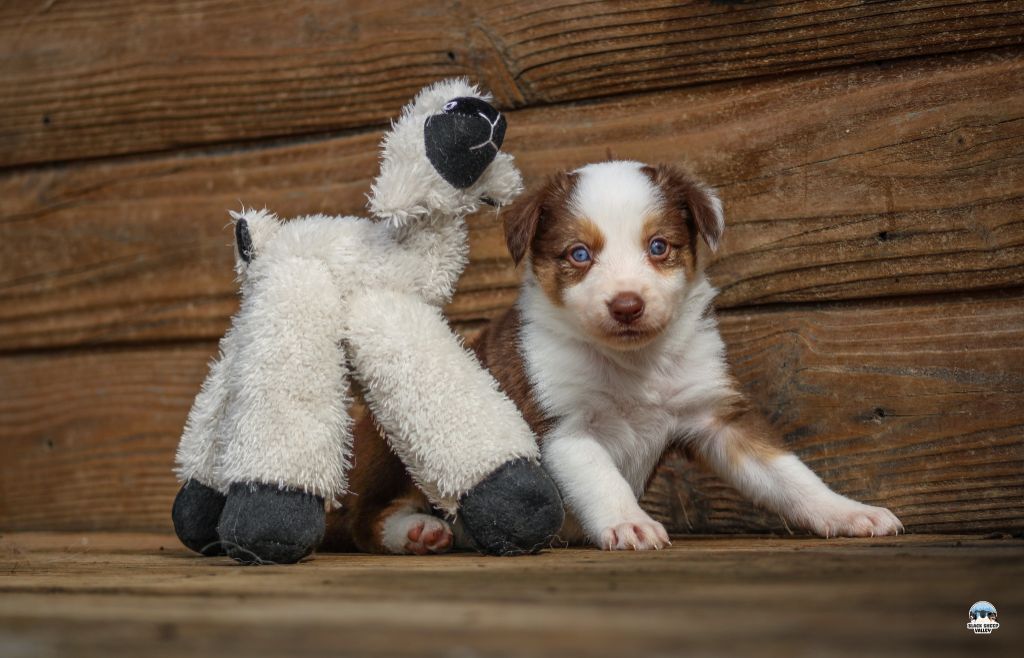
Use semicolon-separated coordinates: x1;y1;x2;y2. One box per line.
642;164;724;252
502;170;576;265
502;187;543;266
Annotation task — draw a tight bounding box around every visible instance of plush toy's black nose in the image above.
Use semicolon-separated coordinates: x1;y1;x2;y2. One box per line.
424;97;507;189
437;97;506;148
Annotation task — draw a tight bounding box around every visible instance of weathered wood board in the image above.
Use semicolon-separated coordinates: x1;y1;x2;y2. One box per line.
0;532;1022;658
2;0;1022;540
2;49;1021;352
2;0;1021;166
2;291;1020;533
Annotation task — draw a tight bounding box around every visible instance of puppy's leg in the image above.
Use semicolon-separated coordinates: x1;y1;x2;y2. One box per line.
377;500;454;555
690;407;903;537
325;414;453;555
543;430;671;551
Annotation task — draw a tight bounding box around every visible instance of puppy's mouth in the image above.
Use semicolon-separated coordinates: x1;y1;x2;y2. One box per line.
611;327;651;339
593;321;665;348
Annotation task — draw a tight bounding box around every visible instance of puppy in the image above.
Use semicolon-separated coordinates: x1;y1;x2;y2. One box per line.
326;161;903;553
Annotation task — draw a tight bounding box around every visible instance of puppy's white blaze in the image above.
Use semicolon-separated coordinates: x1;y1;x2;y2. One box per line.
570;162;663;238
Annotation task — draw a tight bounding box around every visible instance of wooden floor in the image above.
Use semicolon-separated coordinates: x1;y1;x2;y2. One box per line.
0;533;1020;658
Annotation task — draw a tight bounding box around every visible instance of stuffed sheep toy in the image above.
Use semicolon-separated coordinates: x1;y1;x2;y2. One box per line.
172;80;564;564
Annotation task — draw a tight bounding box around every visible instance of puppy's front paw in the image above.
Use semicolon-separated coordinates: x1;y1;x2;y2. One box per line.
599;518;671;551
382;512;453;555
806;500;904;538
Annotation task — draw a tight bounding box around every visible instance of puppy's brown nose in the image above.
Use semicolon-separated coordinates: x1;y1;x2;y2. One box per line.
608;292;645;324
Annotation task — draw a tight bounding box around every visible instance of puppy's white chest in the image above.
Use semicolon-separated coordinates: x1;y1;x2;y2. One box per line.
593;399;675;496
544;359;682;495
528;335;729;498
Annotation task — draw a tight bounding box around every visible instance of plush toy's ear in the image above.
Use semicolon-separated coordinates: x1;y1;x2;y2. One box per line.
229;208;281;275
235;219;255;264
503;171;576;266
642;164;724;252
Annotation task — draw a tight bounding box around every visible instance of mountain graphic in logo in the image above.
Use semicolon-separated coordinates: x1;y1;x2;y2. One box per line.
967;601;1000;634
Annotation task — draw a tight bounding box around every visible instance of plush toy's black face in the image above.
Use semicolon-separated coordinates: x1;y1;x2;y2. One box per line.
424;97;507;189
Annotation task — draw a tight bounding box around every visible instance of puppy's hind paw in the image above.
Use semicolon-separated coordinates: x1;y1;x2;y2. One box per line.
381;512;453;555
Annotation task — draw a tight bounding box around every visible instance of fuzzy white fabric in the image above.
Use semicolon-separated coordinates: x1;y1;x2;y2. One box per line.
176;79;536;506
369;81;521;227
346;289;537;511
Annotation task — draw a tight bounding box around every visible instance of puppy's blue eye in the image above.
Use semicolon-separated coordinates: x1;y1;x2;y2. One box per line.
569;245;591;264
649;238;669;257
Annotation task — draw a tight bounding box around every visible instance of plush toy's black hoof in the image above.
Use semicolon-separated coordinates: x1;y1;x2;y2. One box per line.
172;480;228;556
217;482;325;565
460;459;564;556
424;97;507;189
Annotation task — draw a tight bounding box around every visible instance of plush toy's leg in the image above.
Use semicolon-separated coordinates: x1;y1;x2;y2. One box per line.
215;256;352;564
172;328;238;556
172;210;285;558
345;290;564;555
171;480;227;555
217;483;327;565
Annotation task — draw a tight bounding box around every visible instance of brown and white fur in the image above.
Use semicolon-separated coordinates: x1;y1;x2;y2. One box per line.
325;161;903;553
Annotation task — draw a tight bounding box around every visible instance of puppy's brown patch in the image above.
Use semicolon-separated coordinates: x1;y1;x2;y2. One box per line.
574;217;606;256
641;213;695;277
641;164;724;253
711;390;785;467
471;305;555;437
531;215;606;305
503;171;577;266
322;410;429;554
503;170;606;308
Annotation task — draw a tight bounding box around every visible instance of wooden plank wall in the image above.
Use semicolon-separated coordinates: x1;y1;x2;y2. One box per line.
1;1;1022;535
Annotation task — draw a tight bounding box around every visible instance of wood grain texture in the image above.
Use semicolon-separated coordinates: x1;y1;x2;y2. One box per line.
489;0;1024;105
2;0;1023;166
0;0;513;168
1;532;1022;658
2;49;1022;352
2;292;1020;534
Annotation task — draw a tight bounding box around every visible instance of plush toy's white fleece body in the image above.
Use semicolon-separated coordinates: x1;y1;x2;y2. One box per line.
175;79;537;513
